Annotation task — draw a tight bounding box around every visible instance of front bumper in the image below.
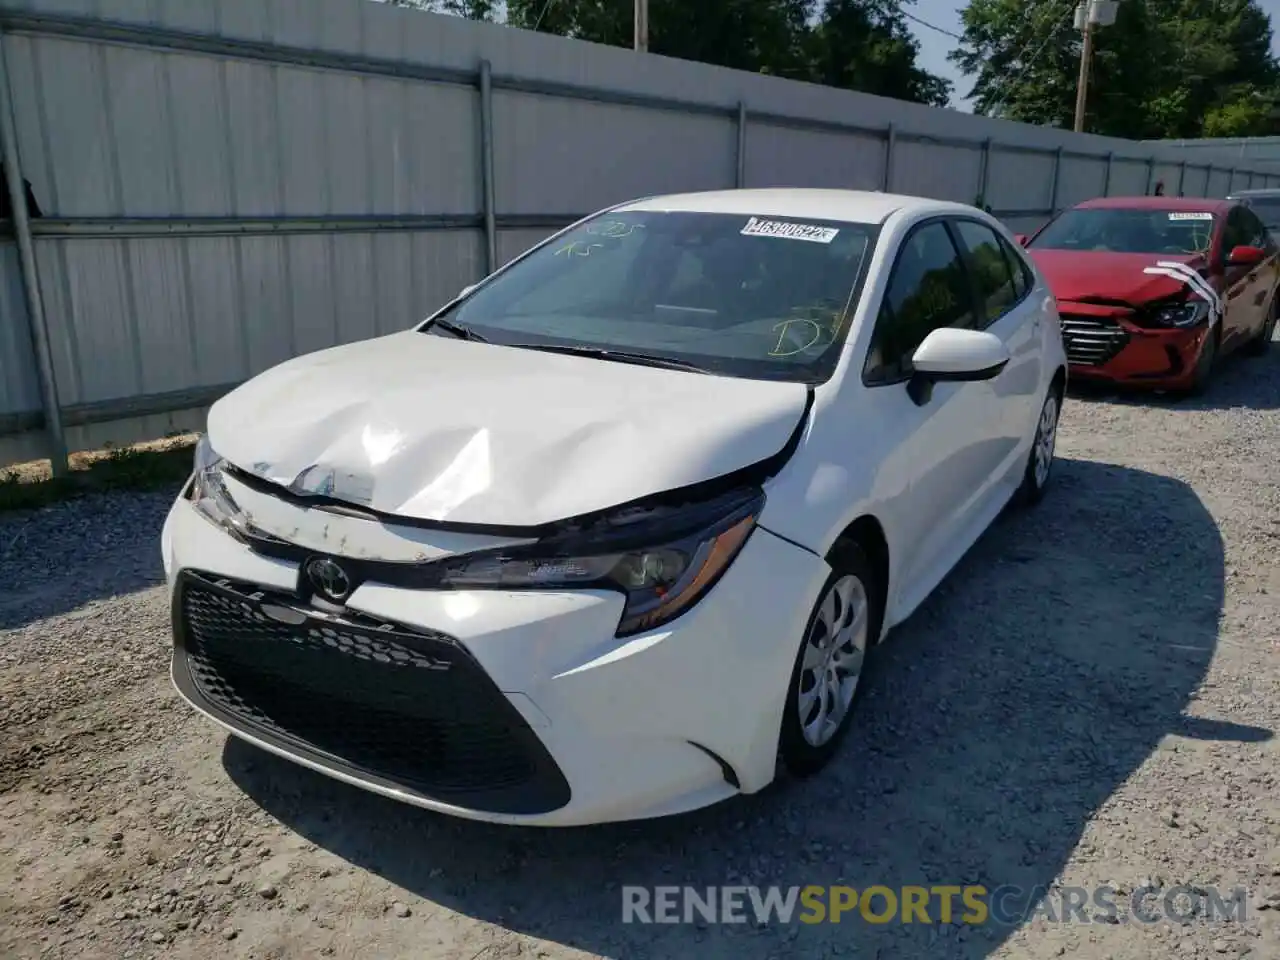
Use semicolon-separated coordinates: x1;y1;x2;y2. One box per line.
1060;309;1209;388
161;497;830;826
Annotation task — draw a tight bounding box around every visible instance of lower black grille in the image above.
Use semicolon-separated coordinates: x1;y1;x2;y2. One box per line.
172;571;570;815
1060;313;1131;367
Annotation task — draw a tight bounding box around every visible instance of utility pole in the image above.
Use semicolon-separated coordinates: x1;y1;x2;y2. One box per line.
634;0;648;51
1072;0;1119;133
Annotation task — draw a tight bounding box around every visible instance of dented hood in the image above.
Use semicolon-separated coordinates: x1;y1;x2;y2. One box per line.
206;331;809;528
1028;249;1209;305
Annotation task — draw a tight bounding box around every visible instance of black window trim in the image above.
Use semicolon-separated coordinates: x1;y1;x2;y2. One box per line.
947;215;1035;332
861;215;983;388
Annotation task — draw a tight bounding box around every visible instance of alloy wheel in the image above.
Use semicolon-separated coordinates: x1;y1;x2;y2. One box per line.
1033;393;1059;490
796;574;869;748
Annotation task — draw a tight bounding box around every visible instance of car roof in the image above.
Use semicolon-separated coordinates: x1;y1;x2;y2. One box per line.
1073;195;1233;214
614;188;973;225
1228;188;1280;199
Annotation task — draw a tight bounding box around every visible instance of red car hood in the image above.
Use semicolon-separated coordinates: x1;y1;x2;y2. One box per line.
1027;249;1210;305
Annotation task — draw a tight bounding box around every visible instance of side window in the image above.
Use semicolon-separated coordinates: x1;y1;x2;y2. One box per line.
864;222;978;383
952;219;1019;325
1238;206;1270;249
1222;208;1251;260
1002;236;1033;298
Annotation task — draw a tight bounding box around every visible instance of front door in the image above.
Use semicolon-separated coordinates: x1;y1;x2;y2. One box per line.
858;219;1005;608
1220;206;1269;349
949;218;1044;486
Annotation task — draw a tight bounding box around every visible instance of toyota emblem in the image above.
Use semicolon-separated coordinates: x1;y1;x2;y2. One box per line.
305;556;352;602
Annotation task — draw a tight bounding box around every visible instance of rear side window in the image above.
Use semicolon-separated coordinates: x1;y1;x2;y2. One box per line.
1003;236;1033;299
952;219;1018;325
864;221;977;383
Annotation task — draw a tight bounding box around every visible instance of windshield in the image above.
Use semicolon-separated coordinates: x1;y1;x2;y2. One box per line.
1028;208;1214;255
1240;196;1280;232
424;210;878;383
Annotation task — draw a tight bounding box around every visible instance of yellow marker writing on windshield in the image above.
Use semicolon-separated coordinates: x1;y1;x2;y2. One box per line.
769;318;823;357
555;241;604;257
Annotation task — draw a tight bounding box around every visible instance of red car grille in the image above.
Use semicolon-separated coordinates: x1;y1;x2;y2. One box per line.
1059;313;1131;367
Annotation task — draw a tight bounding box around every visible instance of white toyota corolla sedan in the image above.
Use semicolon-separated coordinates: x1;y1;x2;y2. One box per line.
162;188;1066;827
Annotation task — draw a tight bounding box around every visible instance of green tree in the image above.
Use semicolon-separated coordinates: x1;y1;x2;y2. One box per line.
381;0;497;19
506;0;951;103
507;0;816;80
807;0;952;106
950;0;1280;137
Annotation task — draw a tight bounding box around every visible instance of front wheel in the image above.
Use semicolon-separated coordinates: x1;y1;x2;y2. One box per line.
1184;326;1218;395
778;545;879;778
1018;386;1061;506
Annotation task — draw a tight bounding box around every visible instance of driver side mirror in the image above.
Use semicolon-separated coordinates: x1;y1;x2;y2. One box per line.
1227;244;1265;267
907;328;1011;406
1014;234;1029;247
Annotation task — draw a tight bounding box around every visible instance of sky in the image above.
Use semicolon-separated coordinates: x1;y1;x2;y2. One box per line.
904;0;1280;113
903;0;973;110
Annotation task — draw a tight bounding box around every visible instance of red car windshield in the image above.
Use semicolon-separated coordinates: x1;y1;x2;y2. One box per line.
1029;208;1214;256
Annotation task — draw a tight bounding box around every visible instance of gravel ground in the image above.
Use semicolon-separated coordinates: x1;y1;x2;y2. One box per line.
3;345;1280;960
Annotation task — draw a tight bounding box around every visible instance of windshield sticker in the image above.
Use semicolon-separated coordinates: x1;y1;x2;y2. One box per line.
1168;212;1214;221
1142;261;1224;326
741;216;839;243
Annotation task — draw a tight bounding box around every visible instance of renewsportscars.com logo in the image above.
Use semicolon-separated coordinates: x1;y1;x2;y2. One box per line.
621;884;1249;926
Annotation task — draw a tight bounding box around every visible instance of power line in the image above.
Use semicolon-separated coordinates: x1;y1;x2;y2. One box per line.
1005;0;1076;91
900;9;964;42
532;0;552;30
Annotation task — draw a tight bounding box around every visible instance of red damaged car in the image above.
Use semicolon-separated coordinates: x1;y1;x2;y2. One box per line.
1019;197;1280;393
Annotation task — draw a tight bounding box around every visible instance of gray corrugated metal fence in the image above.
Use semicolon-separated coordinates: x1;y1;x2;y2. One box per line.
3;0;1280;470
1147;137;1280;166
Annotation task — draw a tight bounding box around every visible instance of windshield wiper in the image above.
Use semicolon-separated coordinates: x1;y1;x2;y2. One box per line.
428;317;489;342
506;342;710;373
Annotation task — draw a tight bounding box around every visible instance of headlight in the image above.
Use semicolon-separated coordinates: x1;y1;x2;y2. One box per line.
436;490;763;637
1150;300;1209;328
187;435;249;539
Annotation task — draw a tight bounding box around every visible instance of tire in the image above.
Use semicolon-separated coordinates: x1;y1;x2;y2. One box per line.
1018;384;1062;507
1244;296;1278;357
778;543;881;778
1184;326;1218;396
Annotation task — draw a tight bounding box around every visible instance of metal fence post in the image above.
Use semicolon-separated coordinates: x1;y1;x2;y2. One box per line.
478;59;498;277
1144;157;1156;194
882;123;895;192
976;138;991;208
0;28;67;474
1177;160;1187;197
1205;164;1213;198
735;102;747;188
1102;151;1113;196
1227;166;1236;194
1049;147;1063;214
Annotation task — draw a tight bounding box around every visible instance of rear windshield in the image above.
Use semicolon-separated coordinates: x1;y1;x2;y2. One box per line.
1240;196;1280;231
425;210;879;383
1028;208;1214;255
